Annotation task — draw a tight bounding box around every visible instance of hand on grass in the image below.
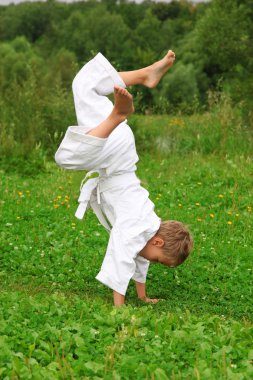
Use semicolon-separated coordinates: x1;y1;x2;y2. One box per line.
139;296;161;304
135;282;164;304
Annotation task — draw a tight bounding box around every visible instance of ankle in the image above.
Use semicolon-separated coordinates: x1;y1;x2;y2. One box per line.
139;67;149;86
110;108;127;123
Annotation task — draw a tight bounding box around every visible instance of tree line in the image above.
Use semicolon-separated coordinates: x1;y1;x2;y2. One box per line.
0;0;252;171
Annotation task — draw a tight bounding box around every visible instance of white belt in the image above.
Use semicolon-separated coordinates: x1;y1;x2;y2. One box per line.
75;170;140;233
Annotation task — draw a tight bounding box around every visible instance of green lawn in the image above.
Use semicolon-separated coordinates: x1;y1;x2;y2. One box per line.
0;114;253;379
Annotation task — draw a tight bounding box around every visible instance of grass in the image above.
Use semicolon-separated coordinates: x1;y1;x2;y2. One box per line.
0;113;253;379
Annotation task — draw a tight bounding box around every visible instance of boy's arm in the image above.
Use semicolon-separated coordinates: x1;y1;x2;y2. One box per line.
113;290;125;306
135;281;159;304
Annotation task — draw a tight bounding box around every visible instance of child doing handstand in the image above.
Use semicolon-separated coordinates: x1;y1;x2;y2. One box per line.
55;51;193;306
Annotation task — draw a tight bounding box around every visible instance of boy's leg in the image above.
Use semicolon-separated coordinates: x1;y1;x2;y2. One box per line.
87;86;134;138
72;50;175;137
72;53;127;129
86;50;176;139
119;50;176;87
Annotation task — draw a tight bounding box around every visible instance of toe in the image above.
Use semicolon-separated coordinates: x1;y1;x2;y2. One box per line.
114;86;120;94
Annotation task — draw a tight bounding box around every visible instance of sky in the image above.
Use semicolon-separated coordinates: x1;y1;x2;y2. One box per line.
0;0;210;5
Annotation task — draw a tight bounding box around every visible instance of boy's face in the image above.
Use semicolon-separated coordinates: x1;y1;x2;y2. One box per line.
156;252;176;268
139;236;176;268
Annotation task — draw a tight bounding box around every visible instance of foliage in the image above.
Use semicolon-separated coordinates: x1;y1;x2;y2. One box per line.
1;116;253;377
0;0;253;165
194;0;251;77
0;37;77;173
153;61;200;111
0;1;252;377
193;0;253;120
132;92;253;156
0;291;252;379
0;0;251;109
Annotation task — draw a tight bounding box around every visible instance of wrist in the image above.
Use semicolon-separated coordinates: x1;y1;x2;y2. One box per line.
135;281;146;299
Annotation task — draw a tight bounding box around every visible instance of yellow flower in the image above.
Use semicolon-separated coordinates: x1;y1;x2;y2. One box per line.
218;194;224;198
53;204;59;208
170;117;185;127
227;211;232;215
236;213;239;217
57;195;62;199
178;203;182;207
247;206;252;213
210;214;214;218
227;221;232;225
197;218;202;222
195;203;200;206
16;216;21;220
18;191;23;196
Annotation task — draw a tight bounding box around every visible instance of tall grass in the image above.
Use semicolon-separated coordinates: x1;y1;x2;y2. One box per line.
0;78;75;174
131;92;252;160
0;75;252;176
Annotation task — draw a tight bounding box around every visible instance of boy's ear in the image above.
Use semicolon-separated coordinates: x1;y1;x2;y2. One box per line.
151;236;165;247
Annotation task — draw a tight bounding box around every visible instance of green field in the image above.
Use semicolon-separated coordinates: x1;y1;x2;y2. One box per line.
1;113;252;379
0;0;253;377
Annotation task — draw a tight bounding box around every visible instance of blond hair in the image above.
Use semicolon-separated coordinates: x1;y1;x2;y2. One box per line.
157;220;193;266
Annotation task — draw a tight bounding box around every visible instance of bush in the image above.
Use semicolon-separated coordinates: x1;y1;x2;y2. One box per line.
153;62;200;113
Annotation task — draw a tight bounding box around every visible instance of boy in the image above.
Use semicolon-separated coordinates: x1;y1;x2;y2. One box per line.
55;51;193;306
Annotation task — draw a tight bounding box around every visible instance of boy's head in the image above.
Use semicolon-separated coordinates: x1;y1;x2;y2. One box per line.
141;220;193;267
156;220;193;266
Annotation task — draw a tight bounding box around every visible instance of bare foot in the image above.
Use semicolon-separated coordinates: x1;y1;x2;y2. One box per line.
143;50;176;88
113;85;134;119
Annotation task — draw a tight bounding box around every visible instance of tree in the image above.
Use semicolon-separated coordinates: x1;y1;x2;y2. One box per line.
195;0;250;80
155;61;199;110
194;0;253;120
0;2;52;42
56;10;92;62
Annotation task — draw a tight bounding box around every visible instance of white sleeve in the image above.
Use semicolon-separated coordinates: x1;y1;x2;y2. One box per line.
55;126;107;171
131;255;150;283
96;218;160;296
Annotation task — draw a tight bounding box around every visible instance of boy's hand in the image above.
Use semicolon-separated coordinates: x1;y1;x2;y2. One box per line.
139;296;160;304
135;281;162;304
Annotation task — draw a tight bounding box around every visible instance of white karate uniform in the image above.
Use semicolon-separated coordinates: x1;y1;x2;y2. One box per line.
55;52;161;296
